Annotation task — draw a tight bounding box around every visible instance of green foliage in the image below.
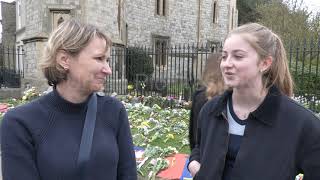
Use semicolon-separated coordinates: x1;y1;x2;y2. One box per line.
287;38;320;69
255;0;320;44
237;0;320;45
292;72;319;92
0;98;24;107
126;47;154;83
293;94;320;114
118;94;191;109
290;60;320;112
143;96;176;109
144;96;191;109
22;87;40;101
0;87;41;122
309;13;320;33
125;102;190;178
165;82;199;101
237;0;270;24
288;47;320;105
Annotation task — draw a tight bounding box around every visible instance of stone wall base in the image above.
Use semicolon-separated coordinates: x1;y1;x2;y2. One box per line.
0;88;22;99
21;77;49;94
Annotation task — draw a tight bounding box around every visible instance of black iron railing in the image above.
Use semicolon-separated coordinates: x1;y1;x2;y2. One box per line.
106;38;320;112
106;43;222;101
0;45;24;88
1;37;320;112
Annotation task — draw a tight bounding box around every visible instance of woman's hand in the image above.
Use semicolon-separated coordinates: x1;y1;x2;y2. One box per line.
188;160;201;177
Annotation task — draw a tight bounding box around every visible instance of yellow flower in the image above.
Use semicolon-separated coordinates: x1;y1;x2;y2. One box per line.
141;121;150;127
22;96;27;100
166;133;174;139
128;84;134;90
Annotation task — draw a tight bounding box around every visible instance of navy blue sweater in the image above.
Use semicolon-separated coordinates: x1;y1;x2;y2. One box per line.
1;89;137;180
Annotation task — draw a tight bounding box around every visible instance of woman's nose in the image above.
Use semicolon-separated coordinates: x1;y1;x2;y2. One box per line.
222;57;233;68
102;63;112;75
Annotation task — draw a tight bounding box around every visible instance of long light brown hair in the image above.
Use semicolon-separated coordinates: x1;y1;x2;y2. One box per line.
201;52;225;99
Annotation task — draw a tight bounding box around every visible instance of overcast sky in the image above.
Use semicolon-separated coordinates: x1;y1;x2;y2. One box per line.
300;0;320;16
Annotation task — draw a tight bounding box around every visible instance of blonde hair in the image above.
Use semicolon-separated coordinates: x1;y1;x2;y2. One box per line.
201;53;225;99
227;23;293;96
40;18;112;86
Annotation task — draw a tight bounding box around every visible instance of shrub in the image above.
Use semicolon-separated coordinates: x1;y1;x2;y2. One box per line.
291;71;320;97
125;47;154;84
291;70;320;112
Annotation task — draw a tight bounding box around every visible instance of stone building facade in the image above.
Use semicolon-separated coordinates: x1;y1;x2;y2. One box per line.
1;1;16;70
14;0;237;91
126;0;237;47
1;1;16;46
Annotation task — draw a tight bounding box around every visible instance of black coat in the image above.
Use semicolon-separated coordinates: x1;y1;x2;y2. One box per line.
189;86;320;180
189;87;208;150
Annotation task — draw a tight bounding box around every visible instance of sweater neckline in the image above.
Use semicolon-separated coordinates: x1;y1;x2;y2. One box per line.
43;88;91;113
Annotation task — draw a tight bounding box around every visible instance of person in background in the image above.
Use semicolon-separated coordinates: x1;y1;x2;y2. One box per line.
1;19;137;180
189;52;225;150
188;23;320;180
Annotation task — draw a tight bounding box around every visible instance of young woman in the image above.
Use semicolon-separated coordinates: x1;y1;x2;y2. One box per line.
188;23;320;180
1;19;137;180
189;52;225;150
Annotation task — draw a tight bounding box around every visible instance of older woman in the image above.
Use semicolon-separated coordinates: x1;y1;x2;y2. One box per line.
1;19;137;180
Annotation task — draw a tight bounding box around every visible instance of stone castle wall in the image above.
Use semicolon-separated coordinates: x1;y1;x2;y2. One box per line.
15;0;237;92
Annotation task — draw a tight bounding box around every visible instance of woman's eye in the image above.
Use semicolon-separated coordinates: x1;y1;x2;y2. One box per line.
234;55;243;59
96;57;105;61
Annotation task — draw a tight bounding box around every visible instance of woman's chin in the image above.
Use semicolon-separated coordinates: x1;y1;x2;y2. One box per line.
224;82;236;88
90;84;105;92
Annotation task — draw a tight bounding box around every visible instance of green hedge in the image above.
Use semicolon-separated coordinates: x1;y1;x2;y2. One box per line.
291;70;320;112
291;71;320;96
125;47;154;83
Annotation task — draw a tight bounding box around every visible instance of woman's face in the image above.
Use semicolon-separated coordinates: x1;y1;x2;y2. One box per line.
220;34;263;89
66;36;112;93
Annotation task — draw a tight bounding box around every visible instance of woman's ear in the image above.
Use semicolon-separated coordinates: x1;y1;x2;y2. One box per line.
56;50;70;71
260;56;273;73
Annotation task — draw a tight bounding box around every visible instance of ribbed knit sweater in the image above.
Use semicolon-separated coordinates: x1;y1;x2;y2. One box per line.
1;89;137;180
